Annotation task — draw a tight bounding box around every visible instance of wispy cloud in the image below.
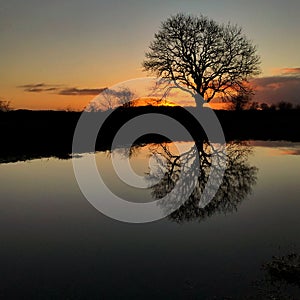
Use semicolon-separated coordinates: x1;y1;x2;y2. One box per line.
18;83;61;93
58;87;107;96
278;148;300;156
18;83;107;96
272;67;300;76
280;67;300;75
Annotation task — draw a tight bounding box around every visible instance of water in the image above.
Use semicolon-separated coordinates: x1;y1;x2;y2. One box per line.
0;141;300;299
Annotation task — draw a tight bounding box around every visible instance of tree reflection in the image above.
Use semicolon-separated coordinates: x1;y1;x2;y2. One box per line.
248;253;300;299
147;141;258;223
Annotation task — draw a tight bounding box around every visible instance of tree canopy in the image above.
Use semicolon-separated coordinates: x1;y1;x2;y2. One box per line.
143;13;261;107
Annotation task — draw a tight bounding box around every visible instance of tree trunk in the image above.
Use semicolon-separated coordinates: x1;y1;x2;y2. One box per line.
194;93;205;109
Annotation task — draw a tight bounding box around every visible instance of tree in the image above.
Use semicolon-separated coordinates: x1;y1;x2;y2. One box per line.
248;101;259;110
229;88;253;111
278;101;293;111
87;87;136;111
260;103;270;110
143;13;260;108
0;99;12;112
114;87;136;108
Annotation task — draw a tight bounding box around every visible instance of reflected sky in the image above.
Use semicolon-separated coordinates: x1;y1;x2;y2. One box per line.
1;141;300;298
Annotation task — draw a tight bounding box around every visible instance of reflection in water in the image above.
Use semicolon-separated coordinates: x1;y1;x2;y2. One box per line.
146;141;258;223
1;141;300;298
251;253;300;299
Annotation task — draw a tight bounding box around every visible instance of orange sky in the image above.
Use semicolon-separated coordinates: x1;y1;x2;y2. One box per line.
5;70;300;111
1;1;300;110
121;97;229;110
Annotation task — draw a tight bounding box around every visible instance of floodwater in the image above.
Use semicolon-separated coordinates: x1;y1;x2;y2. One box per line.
0;141;300;299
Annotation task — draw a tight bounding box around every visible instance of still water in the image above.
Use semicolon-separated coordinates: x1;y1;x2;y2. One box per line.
0;141;300;299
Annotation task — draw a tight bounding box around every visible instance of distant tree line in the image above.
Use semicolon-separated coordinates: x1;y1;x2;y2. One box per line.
259;101;300;111
229;91;299;111
250;101;300;111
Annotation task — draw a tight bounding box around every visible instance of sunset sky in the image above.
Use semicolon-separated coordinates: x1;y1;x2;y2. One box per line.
1;0;300;110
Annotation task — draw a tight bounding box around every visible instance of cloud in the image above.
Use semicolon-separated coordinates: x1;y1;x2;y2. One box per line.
278;149;300;156
58;87;107;96
18;83;61;93
250;141;300;156
19;83;107;96
272;67;300;76
251;69;300;105
20;83;47;88
281;67;300;75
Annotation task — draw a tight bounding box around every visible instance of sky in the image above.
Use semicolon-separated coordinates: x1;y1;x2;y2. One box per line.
1;0;300;110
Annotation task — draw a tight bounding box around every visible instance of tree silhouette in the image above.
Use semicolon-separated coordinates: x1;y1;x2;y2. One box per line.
87;87;136;111
260;103;270;111
143;13;260;108
278;101;293;111
248;101;259;110
229;88;254;110
146;141;258;223
249;253;300;299
0;99;12;112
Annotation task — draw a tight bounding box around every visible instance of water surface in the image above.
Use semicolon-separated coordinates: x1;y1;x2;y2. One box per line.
1;141;300;299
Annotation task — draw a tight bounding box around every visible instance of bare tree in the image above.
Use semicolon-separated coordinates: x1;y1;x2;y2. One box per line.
229;87;253;111
87;87;136;111
143;13;260;108
115;87;136;108
0;99;12;112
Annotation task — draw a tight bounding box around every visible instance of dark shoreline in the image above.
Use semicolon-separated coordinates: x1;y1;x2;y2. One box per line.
1;107;300;163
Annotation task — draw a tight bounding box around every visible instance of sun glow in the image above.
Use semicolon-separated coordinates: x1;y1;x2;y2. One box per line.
129;97;230;110
130;97;178;107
